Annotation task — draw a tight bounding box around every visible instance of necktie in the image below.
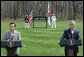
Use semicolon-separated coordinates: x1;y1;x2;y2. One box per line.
71;31;74;38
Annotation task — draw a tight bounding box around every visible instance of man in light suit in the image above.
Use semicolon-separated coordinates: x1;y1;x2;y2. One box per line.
59;21;82;56
3;22;22;56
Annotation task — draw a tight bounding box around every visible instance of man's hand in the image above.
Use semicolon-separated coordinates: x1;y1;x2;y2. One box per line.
58;40;63;47
58;41;60;44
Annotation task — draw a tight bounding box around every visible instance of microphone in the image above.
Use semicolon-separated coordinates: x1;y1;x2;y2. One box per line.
11;34;14;40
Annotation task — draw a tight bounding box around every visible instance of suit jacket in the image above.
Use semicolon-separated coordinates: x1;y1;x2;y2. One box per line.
60;28;82;55
3;30;22;54
25;17;29;23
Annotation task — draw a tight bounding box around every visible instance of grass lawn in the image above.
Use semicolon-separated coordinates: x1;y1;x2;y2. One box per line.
1;20;83;56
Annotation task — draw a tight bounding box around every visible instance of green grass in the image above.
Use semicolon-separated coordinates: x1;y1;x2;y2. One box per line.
34;20;46;27
1;21;83;56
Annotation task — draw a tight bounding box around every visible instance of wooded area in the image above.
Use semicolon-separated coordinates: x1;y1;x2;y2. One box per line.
1;1;83;20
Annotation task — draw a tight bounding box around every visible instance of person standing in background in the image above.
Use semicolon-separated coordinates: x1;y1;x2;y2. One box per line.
25;15;29;29
51;13;56;28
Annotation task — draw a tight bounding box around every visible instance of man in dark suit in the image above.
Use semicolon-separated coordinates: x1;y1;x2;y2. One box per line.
59;21;82;56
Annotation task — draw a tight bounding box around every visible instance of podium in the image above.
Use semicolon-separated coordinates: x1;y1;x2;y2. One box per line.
58;39;82;56
1;41;22;56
